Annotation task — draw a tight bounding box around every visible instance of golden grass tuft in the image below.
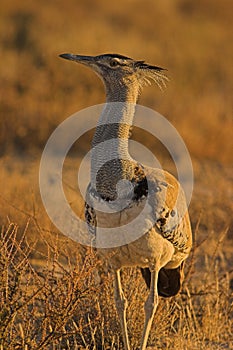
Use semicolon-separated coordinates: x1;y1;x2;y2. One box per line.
0;217;232;349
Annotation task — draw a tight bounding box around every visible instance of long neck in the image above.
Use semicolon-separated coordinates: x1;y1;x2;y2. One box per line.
91;83;140;200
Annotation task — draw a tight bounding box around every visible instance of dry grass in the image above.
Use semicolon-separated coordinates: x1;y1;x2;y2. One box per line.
0;217;232;349
0;0;233;349
0;157;232;349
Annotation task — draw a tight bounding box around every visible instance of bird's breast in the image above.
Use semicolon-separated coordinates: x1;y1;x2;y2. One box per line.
97;227;175;269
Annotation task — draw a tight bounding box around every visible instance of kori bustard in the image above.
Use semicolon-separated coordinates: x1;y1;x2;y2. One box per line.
59;53;192;350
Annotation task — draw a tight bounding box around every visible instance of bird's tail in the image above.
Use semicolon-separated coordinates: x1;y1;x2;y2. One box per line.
140;262;185;298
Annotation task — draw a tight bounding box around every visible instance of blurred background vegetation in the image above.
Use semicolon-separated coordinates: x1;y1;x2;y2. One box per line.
0;0;232;162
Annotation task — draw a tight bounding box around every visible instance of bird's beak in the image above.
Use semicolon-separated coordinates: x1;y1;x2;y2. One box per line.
59;53;95;66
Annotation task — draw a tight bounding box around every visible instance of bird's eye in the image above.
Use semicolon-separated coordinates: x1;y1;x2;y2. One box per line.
109;60;118;67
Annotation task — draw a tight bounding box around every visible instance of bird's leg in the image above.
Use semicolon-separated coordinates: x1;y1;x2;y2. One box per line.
113;269;130;350
140;268;159;350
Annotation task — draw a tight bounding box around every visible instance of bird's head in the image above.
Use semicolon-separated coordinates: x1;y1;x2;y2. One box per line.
59;53;168;92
